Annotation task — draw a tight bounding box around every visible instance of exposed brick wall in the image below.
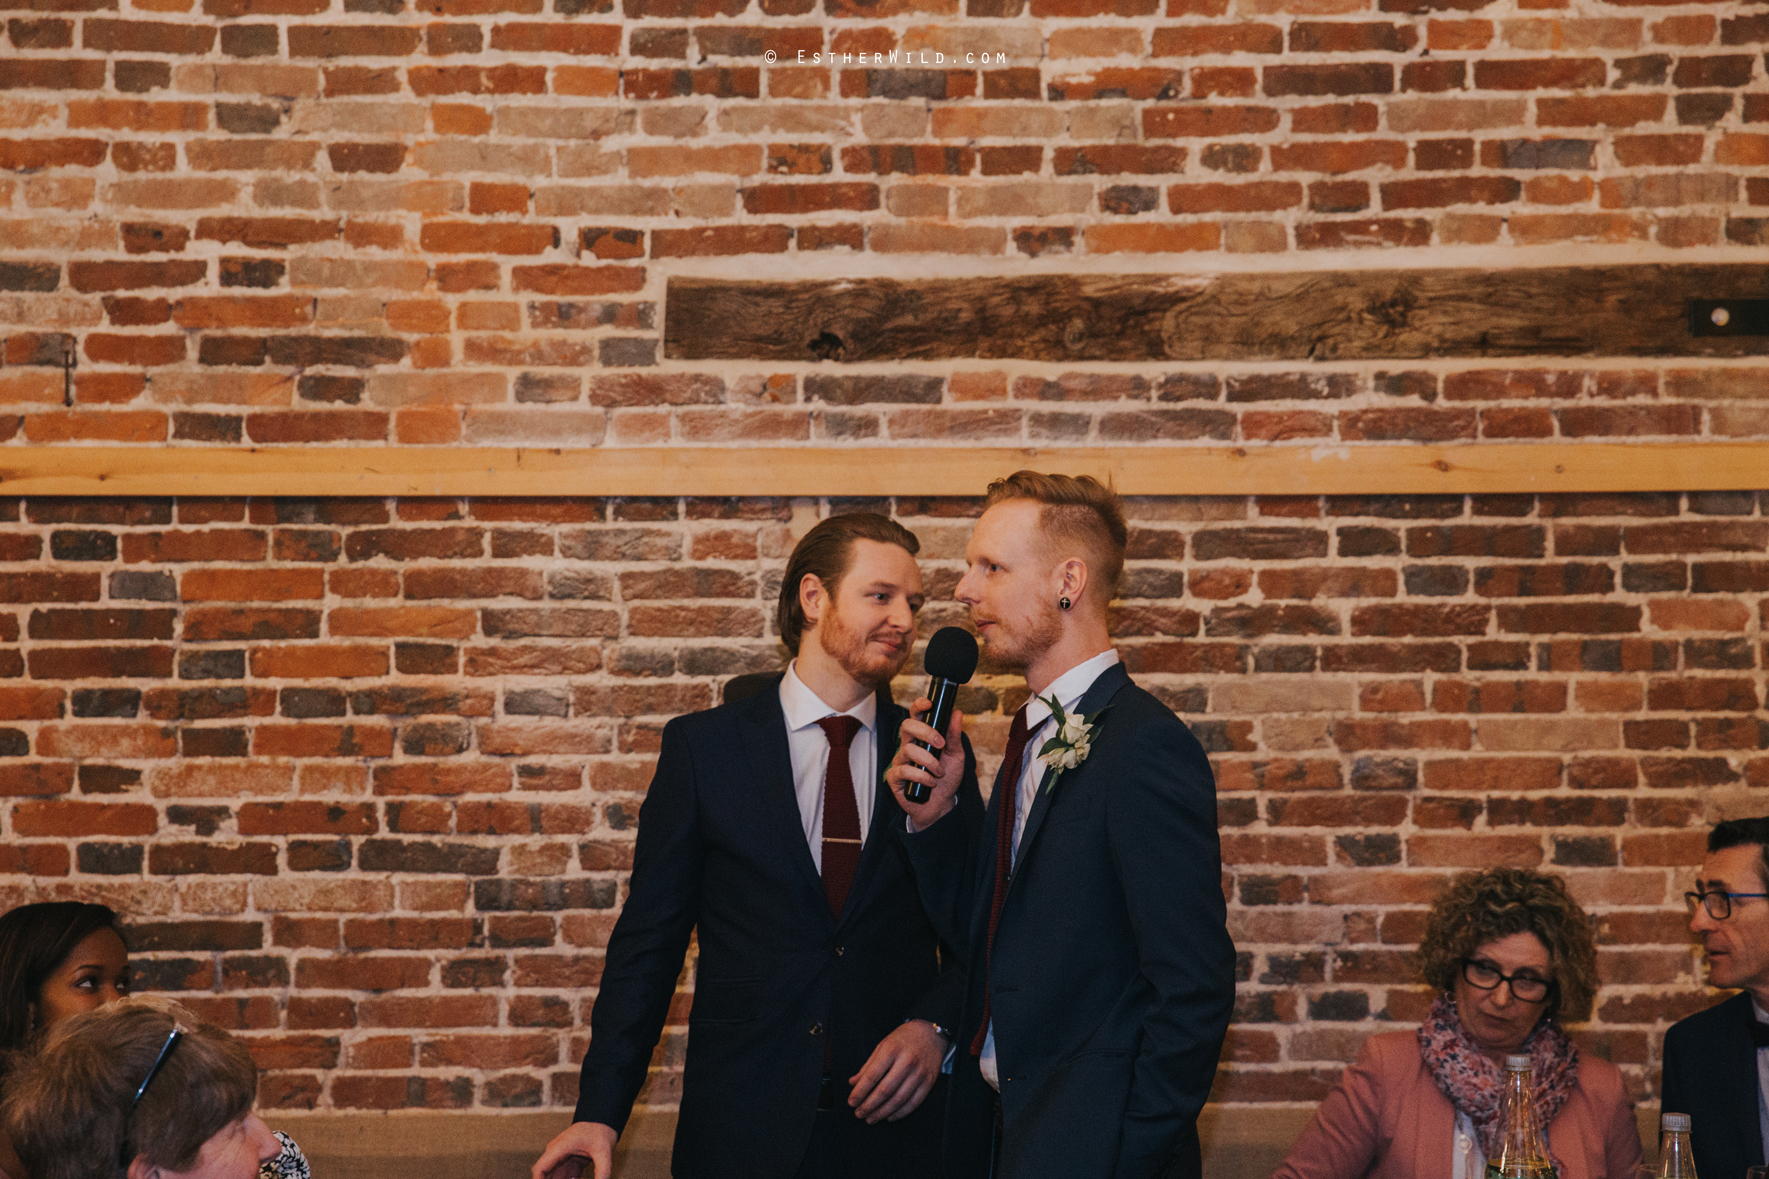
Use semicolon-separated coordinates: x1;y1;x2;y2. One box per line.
0;489;1763;1114
2;0;1767;1129
0;0;1767;439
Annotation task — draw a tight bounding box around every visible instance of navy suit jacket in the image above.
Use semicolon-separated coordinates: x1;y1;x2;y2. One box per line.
571;679;983;1179
1662;991;1764;1179
904;662;1235;1179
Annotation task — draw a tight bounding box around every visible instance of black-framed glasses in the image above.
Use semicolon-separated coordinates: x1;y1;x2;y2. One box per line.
1461;958;1554;1004
1685;889;1769;921
120;1026;183;1167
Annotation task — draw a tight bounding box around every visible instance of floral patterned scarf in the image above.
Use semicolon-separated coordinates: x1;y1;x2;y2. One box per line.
1417;993;1578;1171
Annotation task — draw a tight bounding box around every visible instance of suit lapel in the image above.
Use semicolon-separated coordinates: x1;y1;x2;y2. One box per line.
1723;992;1764;1165
837;692;903;928
1008;663;1131;885
737;682;829;920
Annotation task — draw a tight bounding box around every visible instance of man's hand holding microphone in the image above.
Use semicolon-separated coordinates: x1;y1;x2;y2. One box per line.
887;626;977;830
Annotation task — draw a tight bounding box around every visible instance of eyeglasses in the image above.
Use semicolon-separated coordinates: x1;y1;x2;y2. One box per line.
1685;889;1769;921
120;1026;183;1168
1461;958;1554;1004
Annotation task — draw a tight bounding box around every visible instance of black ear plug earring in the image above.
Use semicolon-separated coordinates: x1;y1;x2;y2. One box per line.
1059;596;1071;610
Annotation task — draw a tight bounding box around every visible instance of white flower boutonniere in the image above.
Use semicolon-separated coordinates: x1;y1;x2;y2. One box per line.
1035;694;1105;792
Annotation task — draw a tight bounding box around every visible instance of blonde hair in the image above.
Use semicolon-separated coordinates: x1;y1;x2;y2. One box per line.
983;470;1127;606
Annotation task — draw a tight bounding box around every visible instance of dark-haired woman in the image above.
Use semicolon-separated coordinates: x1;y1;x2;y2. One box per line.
0;903;308;1179
1271;867;1642;1179
5;996;284;1179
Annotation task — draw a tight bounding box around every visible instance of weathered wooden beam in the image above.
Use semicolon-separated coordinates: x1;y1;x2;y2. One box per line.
664;265;1769;362
0;443;1765;496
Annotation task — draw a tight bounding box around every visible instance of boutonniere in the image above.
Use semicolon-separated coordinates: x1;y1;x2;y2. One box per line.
1034;695;1105;792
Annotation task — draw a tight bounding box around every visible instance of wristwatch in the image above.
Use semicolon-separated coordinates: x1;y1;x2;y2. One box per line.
908;1018;953;1043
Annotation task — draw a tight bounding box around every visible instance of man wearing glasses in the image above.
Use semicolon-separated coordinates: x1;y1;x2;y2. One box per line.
1663;815;1769;1179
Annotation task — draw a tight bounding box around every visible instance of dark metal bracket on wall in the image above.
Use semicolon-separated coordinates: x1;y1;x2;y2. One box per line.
1690;298;1769;338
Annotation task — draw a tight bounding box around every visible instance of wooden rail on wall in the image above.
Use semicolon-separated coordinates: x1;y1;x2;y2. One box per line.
1;442;1766;497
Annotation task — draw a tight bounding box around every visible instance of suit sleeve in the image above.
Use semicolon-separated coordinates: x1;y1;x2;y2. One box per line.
903;739;985;1030
899;733;984;955
1107;714;1237;1179
572;718;702;1133
1269;1038;1387;1179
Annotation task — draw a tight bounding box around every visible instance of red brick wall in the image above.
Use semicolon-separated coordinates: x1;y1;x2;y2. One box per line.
2;0;1767;1125
0;489;1763;1114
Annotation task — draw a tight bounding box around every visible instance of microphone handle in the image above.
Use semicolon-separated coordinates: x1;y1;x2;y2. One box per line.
904;677;958;805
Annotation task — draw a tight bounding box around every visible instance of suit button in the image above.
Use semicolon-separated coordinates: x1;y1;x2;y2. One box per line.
810;1023;825;1036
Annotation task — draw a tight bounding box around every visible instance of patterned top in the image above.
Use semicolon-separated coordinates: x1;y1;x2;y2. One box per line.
262;1131;310;1179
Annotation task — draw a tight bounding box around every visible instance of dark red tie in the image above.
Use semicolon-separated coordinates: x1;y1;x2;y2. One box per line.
971;706;1033;1056
816;716;864;919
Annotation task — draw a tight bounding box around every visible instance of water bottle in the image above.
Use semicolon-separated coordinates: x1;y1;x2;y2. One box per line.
1485;1054;1554;1179
1657;1111;1697;1179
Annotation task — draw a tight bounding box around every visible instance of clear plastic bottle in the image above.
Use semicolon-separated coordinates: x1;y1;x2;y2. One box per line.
1658;1112;1697;1179
1485;1054;1555;1179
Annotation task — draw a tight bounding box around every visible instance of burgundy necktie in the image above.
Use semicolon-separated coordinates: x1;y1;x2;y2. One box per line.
816;715;864;919
971;705;1033;1056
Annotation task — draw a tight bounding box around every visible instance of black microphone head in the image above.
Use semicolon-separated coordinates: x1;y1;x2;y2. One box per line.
924;627;979;683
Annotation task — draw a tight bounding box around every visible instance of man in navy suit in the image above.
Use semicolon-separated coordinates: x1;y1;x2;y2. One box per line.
1663;815;1769;1179
533;513;981;1179
888;470;1235;1179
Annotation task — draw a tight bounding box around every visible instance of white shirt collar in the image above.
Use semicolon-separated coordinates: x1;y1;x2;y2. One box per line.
779;660;878;734
1023;649;1120;732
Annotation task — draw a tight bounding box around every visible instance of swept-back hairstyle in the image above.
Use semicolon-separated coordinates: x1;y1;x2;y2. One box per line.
1415;867;1599;1023
2;996;257;1179
776;512;920;654
0;901;122;1054
1709;815;1769;888
983;470;1128;606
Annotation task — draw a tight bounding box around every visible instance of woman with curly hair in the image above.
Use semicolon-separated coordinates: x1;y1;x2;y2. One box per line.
1271;867;1642;1179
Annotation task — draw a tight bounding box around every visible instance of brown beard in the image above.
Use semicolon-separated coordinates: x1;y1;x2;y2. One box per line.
818;596;911;689
977;599;1063;674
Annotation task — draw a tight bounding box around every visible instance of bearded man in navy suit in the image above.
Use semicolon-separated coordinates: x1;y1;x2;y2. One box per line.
888;471;1235;1179
1662;815;1769;1179
533;512;981;1179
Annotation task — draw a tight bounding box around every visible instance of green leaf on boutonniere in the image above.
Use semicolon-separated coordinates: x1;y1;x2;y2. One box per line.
1035;694;1106;790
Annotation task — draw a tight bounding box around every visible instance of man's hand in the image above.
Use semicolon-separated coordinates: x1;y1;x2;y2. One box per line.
848;1019;946;1125
531;1121;618;1179
887;701;964;831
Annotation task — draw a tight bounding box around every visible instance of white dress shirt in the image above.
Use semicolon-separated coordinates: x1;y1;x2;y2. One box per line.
778;661;877;870
980;648;1120;1090
1452;1108;1486;1179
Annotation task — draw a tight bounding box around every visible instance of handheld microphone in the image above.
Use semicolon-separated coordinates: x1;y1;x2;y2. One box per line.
904;626;979;805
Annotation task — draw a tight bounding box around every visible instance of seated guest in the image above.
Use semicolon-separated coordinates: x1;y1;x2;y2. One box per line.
3;996;284;1179
1662;815;1769;1179
1272;867;1641;1179
0;901;131;1049
0;903;307;1179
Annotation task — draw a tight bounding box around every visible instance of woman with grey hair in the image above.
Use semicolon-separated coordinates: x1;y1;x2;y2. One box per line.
2;996;308;1179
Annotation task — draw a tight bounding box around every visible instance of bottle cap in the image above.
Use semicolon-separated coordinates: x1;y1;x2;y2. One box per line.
1662;1113;1691;1132
1504;1054;1531;1071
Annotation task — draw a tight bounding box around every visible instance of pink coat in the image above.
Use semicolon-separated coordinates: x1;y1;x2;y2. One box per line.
1272;1031;1643;1179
